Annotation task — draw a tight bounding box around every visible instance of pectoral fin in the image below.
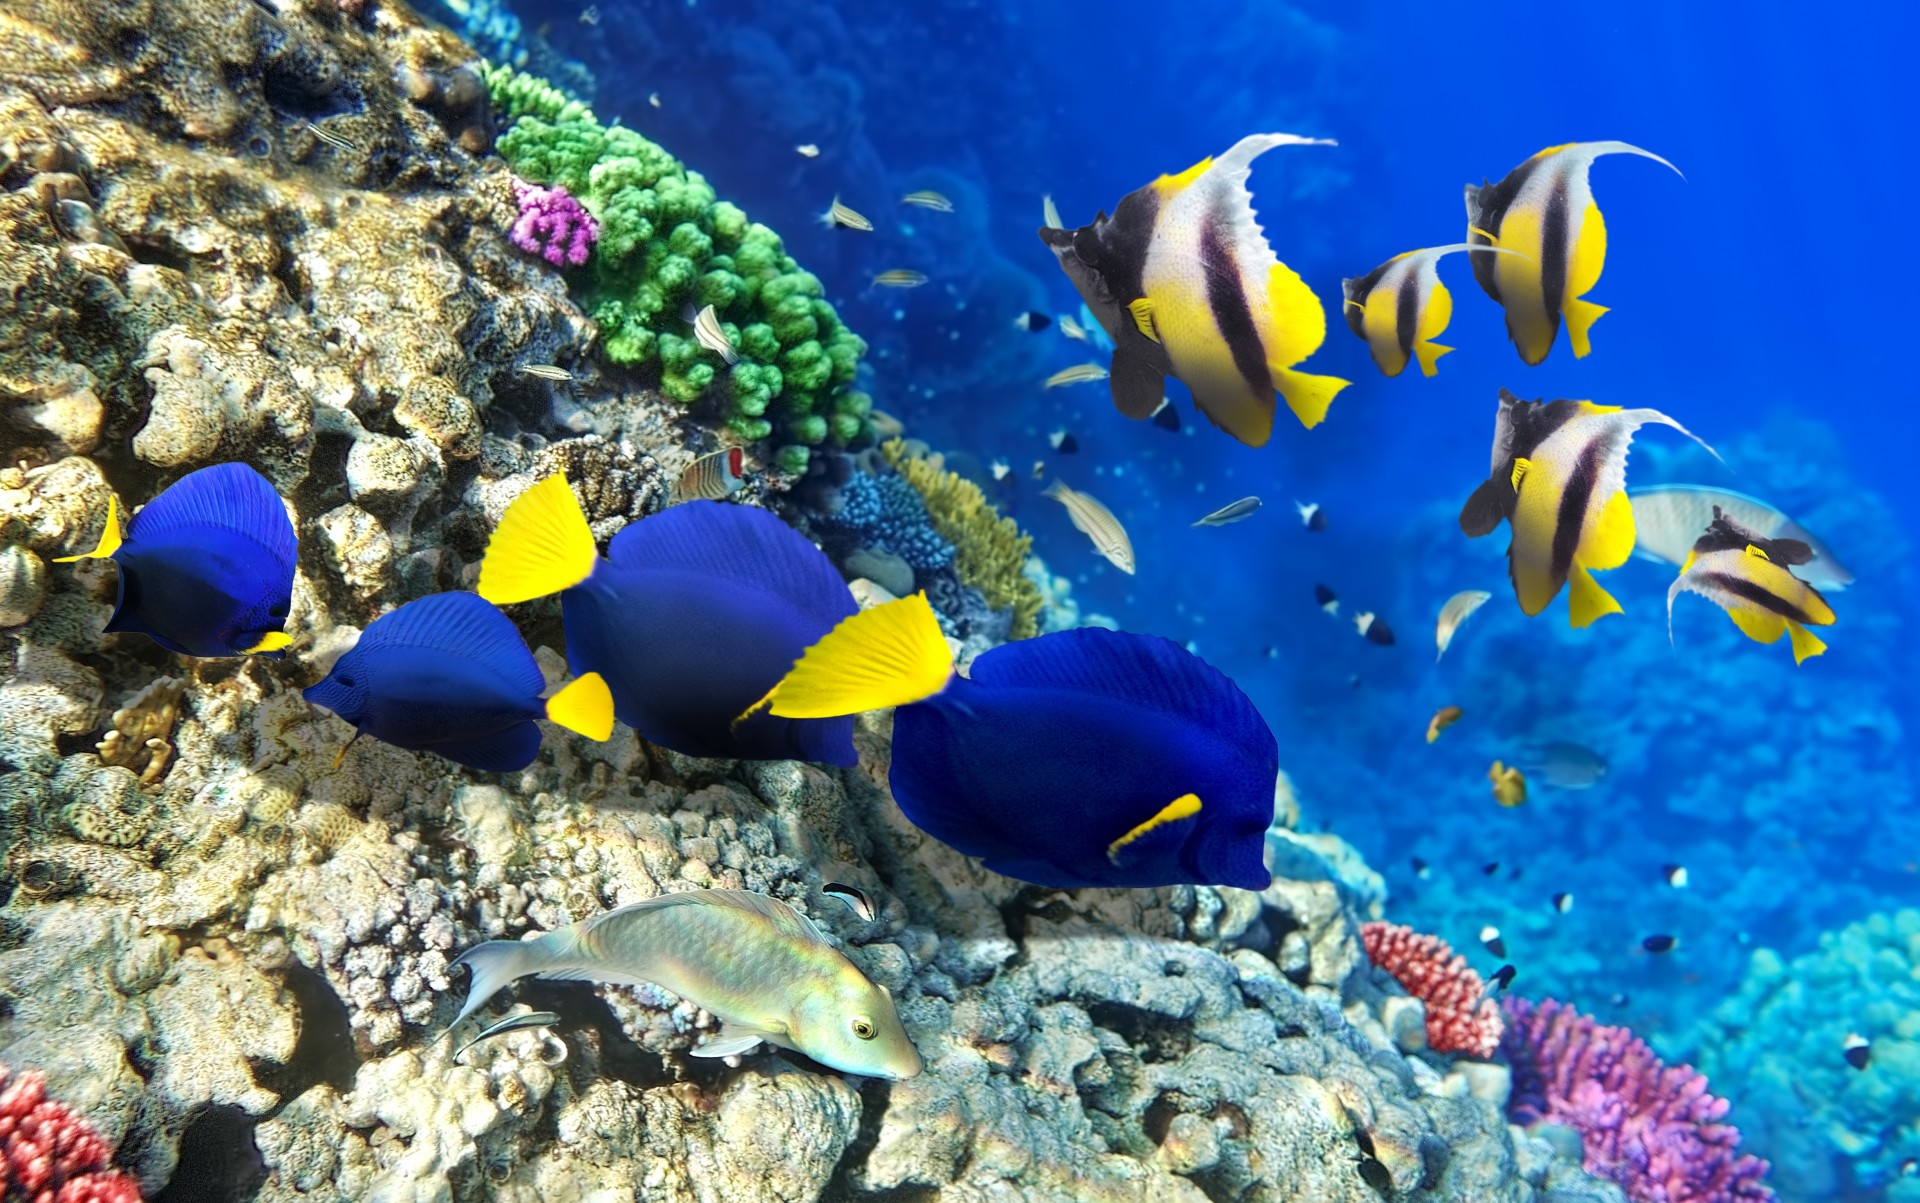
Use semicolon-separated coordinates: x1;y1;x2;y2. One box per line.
694;1022;777;1059
1458;477;1513;538
1108;344;1168;421
1107;793;1203;866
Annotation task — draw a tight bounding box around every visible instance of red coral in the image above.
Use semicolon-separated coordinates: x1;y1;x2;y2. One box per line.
1361;920;1504;1057
0;1065;143;1202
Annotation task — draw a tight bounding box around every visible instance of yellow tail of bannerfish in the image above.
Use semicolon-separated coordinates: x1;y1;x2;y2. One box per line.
545;671;615;740
1265;262;1350;429
53;494;123;562
738;592;955;725
477;474;599;605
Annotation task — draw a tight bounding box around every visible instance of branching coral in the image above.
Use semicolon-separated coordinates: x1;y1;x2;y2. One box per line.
0;1064;142;1202
1360;920;1504;1057
881;439;1044;639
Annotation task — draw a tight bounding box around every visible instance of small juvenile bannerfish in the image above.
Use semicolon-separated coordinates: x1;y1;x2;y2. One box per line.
516;364;574;382
900;190;954;213
990;459;1011;481
1426;705;1463;744
1642;934;1677;954
1295;501;1327;531
1354;612;1394;646
673;447;747;503
1151;397;1181;433
1030;460;1047;480
1411;857;1431;880
56;462;297;658
1042;193;1063;230
1342;244;1527;377
692;304;739;364
1666;505;1837;665
648;91;662;108
1058;314;1092;344
1038;134;1349;443
1466;141;1682;364
1490;964;1517;992
1043;480;1134;574
1488;761;1527;808
578;4;599;24
821;195;873;231
305;593;613;772
1314;583;1339;616
1044;363;1109;389
1459;389;1718;627
1520;741;1609;790
1662;863;1689;889
744;596;1279;890
1192;497;1261;527
452;889;922;1079
1480;926;1507;959
455;1009;561;1060
1435;589;1492;661
1049;429;1079;454
1552;892;1573;914
821;882;877;923
1631;485;1851;592
871;270;929;288
477;475;860;762
1844;1033;1872;1071
796;144;821;158
302;122;358;153
1015;311;1052;333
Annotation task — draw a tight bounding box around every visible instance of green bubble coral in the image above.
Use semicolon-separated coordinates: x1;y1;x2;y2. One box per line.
880;439;1044;640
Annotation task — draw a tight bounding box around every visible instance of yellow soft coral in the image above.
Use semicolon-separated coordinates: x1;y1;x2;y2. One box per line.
881;439;1044;640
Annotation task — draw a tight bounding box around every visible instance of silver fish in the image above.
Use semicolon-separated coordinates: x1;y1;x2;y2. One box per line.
1044;480;1134;574
900;191;954;213
692;304;739;364
302;123;357;153
649;92;662;108
821;882;876;922
822;195;873;232
871;270;928;288
796;144;821;158
1058;314;1091;344
455;1009;561;1060
1192;496;1262;527
1434;589;1492;661
1520;741;1609;790
989;459;1010;481
516;364;574;382
1630;484;1851;591
452;888;922;1079
1044;363;1109;389
578;4;600;24
1042;193;1063;230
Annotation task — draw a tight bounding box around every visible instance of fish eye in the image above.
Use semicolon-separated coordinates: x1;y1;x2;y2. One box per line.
850;1017;875;1041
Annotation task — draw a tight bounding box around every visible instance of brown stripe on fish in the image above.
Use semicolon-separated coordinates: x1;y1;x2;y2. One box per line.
1394;271;1418;361
1550;438;1607;584
1199;216;1272;400
1538;173;1572;331
1701;571;1825;626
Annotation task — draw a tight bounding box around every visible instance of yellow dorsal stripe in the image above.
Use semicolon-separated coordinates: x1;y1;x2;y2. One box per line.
1153;156;1213;195
54;494;122;562
1106;793;1202;864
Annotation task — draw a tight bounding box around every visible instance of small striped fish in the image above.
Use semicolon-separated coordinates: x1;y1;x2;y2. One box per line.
1042;193;1063;230
1044;363;1109;389
871;270;928;288
1434;590;1491;661
796;143;820;158
1058;314;1091;344
516;364;573;381
821;195;872;231
674;447;746;502
1044;480;1134;574
303;123;357;153
693;304;739;364
1192;496;1261;527
901;191;954;213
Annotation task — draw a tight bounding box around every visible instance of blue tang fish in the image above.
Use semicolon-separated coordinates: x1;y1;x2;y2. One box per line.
56;462;297;658
744;595;1277;889
303;591;613;772
476;475;859;763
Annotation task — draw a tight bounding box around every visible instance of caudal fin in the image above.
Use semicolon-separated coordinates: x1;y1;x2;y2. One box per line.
545;671;614;740
1568;563;1624;629
477;475;598;605
53;494;122;562
739;592;954;725
1565;297;1609;358
450;937;550;1026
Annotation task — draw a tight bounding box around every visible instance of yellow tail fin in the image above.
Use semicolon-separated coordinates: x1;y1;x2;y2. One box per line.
477;475;598;605
1565;297;1610;358
1567;563;1623;629
546;671;614;740
1413;341;1452;378
54;494;122;562
739;592;954;724
1273;367;1350;430
241;631;294;655
1786;620;1827;666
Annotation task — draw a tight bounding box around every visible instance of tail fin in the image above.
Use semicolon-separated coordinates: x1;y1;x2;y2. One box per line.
738;592;954;725
1412;341;1452;378
451;937;550;1026
545;671;614;740
1564;298;1609;358
1273;368;1349;430
53;494;122;562
477;475;598;605
1787;620;1827;666
1568;563;1624;629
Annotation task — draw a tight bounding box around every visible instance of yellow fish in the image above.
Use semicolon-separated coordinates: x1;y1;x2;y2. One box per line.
1667;506;1836;665
1342;244;1526;377
1488;761;1527;807
1427;705;1463;744
1039;134;1349;445
1465;141;1682;365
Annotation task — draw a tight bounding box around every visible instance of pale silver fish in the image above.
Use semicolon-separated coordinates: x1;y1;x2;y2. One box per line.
1044;363;1109;389
516;364;574;382
1435;589;1492;661
578;4;600;24
1519;741;1609;790
692;304;739;364
302;123;357;153
1192;496;1261;527
822;195;873;232
455;1009;561;1060
1042;193;1063;230
649;92;662;108
1044;480;1134;574
1058;314;1092;344
871;270;928;288
821;882;876;922
796;143;821;158
900;191;954;213
989;459;1011;481
673;447;746;503
452;889;923;1079
1630;484;1851;592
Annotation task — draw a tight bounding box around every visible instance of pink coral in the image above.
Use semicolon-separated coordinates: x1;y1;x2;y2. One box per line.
0;1065;142;1202
1361;920;1504;1057
510;179;599;267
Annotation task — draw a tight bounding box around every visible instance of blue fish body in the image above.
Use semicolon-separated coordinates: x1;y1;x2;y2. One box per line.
559;502;858;763
889;629;1275;889
102;463;296;657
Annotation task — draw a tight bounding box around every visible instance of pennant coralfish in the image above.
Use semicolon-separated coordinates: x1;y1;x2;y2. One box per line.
1666;505;1836;665
1341;244;1527;378
1038;134;1350;445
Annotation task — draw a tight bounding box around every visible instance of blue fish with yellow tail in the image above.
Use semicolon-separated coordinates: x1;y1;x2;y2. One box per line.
476;475;859;763
56;462;296;658
746;594;1277;890
303;591;613;772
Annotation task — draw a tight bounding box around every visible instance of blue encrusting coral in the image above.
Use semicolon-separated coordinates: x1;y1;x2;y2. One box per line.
826;473;955;571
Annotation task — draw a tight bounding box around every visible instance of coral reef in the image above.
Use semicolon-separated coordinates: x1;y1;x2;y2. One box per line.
509;179;598;267
0;1064;142;1202
1362;921;1505;1058
882;439;1045;640
825;472;954;572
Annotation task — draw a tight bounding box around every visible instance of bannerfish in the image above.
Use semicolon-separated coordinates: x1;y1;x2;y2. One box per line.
1665;505;1836;665
1059;314;1092;344
1151;397;1181;432
1630;484;1851;592
1015;311;1052;333
691;304;738;364
1354;612;1394;646
1458;389;1717;627
1465;141;1682;365
304;592;613;772
1192;497;1261;527
1314;583;1339;616
1045;363;1108;389
1488;761;1527;807
477;475;859;763
452;889;922;1079
1038;133;1350;444
455;1008;562;1060
1342;244;1526;378
1043;480;1134;574
743;594;1278;890
821;196;872;231
900;191;954;213
1426;705;1463;744
673;447;746;504
1049;429;1079;454
1042;194;1063;230
871;270;929;288
1435;589;1492;661
1295;501;1327;531
1519;741;1609;789
796;144;820;158
821;882;877;922
56;462;297;658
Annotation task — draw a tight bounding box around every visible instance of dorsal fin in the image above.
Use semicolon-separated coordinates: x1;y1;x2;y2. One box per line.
606;502;854;628
129;463;295;574
356;592;544;698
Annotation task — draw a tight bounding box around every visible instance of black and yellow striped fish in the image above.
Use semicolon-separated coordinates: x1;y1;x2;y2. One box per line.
1667;506;1835;665
1342;243;1524;378
1458;389;1716;628
1038;134;1349;447
1465;141;1681;366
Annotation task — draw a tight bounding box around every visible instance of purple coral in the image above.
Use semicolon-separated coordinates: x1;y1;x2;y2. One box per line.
510;179;599;267
1502;998;1773;1203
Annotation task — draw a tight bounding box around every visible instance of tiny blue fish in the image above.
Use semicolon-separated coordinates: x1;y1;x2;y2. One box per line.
749;595;1277;890
476;476;858;763
57;462;297;658
303;591;613;772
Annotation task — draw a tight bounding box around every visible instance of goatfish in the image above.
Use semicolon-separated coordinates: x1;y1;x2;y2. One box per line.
303;592;613;772
1465;141;1682;365
1630;485;1852;592
871;270;928;288
452;889;922;1079
1038;133;1350;445
1434;589;1492;661
1459;389;1717;627
477;475;860;763
1488;761;1528;807
673;447;746;503
1045;363;1109;389
741;595;1278;890
1342;244;1527;377
821;196;872;231
56;462;297;658
1192;497;1261;527
691;304;738;364
1043;480;1134;574
900;191;954;213
1666;505;1836;665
